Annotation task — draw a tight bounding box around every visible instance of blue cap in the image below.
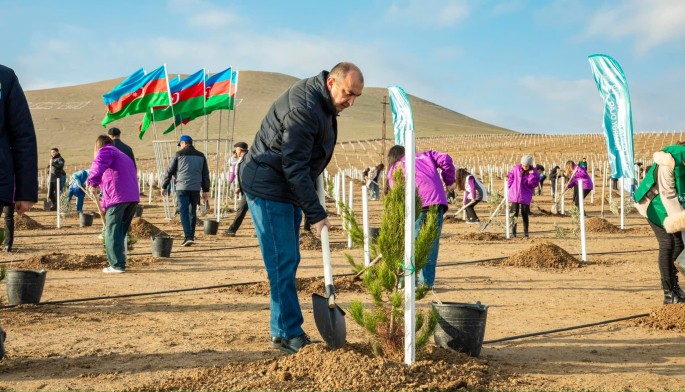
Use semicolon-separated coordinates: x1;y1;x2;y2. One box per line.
178;135;192;146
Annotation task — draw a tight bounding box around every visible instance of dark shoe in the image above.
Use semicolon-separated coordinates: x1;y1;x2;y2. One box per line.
223;229;236;237
664;290;685;304
0;325;5;360
182;238;194;247
270;336;282;349
280;333;313;354
3;246;10;252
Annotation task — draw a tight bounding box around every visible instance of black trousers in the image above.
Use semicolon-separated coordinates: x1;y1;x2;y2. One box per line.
573;188;592;208
648;220;684;290
465;199;480;221
0;202;14;249
509;202;530;236
228;196;248;233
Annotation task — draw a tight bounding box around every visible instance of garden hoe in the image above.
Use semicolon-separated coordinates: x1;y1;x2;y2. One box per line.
312;226;346;350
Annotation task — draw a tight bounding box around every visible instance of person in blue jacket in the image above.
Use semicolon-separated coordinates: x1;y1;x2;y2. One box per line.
0;64;39;361
67;169;89;214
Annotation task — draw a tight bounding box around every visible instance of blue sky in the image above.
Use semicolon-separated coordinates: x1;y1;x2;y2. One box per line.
2;0;684;133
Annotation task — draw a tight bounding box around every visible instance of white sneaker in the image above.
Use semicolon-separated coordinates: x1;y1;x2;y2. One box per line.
103;266;125;273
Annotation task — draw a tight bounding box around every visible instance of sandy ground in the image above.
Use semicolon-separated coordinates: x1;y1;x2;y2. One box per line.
1;186;685;391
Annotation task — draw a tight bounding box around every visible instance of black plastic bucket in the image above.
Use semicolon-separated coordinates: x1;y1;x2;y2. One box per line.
151;235;174;257
432;301;488;357
79;212;94;227
134;205;144;218
6;270;47;305
369;227;380;242
43;200;53;211
204;219;219;235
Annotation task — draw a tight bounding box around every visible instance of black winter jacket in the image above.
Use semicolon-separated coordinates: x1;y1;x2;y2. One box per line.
240;71;337;224
0;65;38;204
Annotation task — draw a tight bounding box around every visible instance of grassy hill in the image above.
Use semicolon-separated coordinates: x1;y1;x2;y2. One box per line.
25;70;514;167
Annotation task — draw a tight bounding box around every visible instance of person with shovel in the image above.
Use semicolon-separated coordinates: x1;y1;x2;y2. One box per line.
87;135;140;273
240;62;364;354
455;167;486;224
634;143;685;304
0;64;40;360
564;160;593;211
47;147;66;211
386;145;456;289
66;169;89;214
222;141;249;237
507;155;540;237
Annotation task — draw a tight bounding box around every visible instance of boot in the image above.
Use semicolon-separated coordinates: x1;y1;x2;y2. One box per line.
662;279;685;304
0;325;5;360
511;224;517;238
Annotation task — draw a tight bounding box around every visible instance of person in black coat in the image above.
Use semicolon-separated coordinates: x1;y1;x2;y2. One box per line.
0;64;39;361
240;62;364;354
108;127;136;168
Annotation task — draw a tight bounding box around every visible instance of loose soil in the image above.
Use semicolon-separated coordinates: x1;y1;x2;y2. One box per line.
14;214;45;230
129;217;167;238
585;216;621;233
2;185;685;391
299;233;321;251
498;241;583;270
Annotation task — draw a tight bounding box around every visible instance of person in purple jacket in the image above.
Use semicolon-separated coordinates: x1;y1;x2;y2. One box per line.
507;155;540;237
564;160;594;211
386;145;456;289
87;135;140;273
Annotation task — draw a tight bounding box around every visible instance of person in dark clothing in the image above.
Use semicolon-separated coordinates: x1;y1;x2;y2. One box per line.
108;127;136;168
3;204;14;252
223;142;249;237
240;62;364;354
0;64;40;361
549;165;560;196
161;135;210;246
536;164;546;195
47;147;66;210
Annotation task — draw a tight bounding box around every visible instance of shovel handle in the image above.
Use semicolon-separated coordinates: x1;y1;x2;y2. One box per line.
321;226;334;298
453;199;478;217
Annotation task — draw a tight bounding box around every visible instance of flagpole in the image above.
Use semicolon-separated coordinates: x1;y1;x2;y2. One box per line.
203;67;208;156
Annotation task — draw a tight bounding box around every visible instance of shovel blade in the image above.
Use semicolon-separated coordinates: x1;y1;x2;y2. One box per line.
551;203;559;214
312;293;346;350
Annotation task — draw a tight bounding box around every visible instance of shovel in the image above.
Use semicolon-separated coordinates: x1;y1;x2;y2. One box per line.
479;199;506;232
312;226;346;350
551;188;570;214
44;178;54;211
453;199;478;218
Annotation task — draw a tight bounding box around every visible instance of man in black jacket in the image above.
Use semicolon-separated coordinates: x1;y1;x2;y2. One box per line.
0;64;39;361
47;147;65;210
240;62;364;354
108;127;136;168
161;135;210;246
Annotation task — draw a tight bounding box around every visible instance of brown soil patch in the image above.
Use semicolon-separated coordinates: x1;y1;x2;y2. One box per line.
634;304;685;332
443;215;464;224
9;253;164;271
129;343;507;391
221;275;364;297
130;217;167;238
499;241;582;270
15;214;45;230
458;232;505;241
300;233;321;251
585;216;621;233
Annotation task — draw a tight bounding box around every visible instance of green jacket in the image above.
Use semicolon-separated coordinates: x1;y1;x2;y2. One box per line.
635;144;685;230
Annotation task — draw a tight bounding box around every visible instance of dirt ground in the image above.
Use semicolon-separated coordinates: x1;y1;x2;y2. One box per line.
2;185;685;391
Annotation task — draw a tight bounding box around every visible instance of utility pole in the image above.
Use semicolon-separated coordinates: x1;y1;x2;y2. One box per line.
381;95;389;194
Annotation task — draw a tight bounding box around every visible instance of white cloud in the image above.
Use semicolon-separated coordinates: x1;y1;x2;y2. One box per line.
520;75;596;102
584;0;685;55
186;10;241;29
385;0;469;28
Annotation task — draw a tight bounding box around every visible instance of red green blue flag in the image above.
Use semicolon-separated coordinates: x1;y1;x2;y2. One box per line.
102;66;170;127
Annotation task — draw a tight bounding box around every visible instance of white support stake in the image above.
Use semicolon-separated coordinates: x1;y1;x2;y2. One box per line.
403;128;416;366
56;177;61;229
578;180;587;262
348;180;353;249
620;177;625;229
504;180;510;239
362;185;370;267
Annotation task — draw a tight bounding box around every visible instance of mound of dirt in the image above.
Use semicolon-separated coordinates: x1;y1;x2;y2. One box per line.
10;253;163;271
221;275;365;297
585;217;621;233
130;218;167;237
459;232;504;241
129;343;508;391
300;233;322;251
634;304;685;333
15;214;45;230
499;242;582;270
443;215;465;224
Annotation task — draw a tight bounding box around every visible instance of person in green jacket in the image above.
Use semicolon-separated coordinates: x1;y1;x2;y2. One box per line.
634;143;685;304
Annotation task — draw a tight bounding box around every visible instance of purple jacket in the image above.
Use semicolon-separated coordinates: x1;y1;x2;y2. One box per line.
87;145;140;210
566;164;594;190
387;150;455;210
507;164;540;205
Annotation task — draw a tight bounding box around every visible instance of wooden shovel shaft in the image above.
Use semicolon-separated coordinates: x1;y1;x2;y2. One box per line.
479;198;505;232
453;199;478;218
354;254;383;279
77;184;106;227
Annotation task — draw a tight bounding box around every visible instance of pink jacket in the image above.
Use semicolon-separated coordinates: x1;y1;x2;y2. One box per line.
507;164;540;205
387;150;455;210
87;145;140;210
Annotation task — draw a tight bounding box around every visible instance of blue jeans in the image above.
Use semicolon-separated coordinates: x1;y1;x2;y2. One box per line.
415;208;444;288
177;190;200;240
67;188;85;213
369;182;380;199
104;202;137;270
245;192;304;340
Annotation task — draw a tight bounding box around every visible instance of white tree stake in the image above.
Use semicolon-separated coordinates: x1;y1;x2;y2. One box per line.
362;184;370;267
579;180;587;262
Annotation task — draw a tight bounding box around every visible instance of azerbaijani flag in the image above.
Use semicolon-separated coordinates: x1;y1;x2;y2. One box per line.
228;70;239;110
102;66;170;127
205;67;232;112
138;69;206;138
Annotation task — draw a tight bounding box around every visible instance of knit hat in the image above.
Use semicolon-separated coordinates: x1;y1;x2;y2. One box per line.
234;142;248;151
521;155;534;166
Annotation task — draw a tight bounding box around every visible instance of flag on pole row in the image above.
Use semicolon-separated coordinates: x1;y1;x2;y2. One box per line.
138;69;206;138
588;54;635;190
101;66;170;127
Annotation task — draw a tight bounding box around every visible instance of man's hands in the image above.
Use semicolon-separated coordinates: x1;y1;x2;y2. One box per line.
312;218;332;238
202;192;209;201
161;188;168;197
446;182;457;193
14;201;35;215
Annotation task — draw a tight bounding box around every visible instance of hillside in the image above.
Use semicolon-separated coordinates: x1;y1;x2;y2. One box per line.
25;70;514;166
